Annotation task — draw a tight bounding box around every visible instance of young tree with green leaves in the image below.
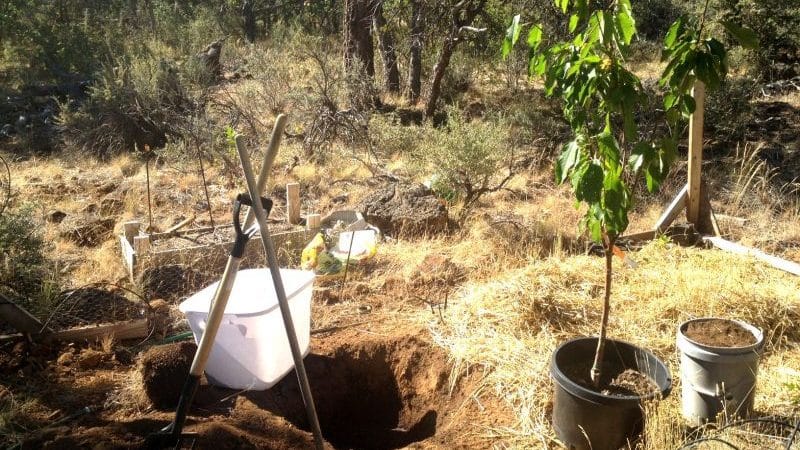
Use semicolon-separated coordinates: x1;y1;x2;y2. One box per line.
504;0;755;387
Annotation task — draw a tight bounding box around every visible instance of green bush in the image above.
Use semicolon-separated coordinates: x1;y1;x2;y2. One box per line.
0;206;58;318
1;2;108;85
413;110;516;220
369;114;426;158
58;54;194;158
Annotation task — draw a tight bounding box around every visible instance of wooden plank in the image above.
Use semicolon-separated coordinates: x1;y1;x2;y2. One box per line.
138;228;311;280
123;221;141;244
0;333;24;342
163;215;196;235
687;81;706;225
0;295;50;334
703;236;800;276
149;224;231;241
119;235;136;281
715;214;748;226
45;319;149;342
147;229;309;257
287;183;301;225
306;213;321;230
655;185;688;232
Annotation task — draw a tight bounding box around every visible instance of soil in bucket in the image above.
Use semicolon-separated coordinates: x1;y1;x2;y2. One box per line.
683;318;758;347
677;318;764;426
562;359;660;397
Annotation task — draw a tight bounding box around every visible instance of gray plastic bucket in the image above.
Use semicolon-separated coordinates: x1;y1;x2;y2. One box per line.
677;318;764;426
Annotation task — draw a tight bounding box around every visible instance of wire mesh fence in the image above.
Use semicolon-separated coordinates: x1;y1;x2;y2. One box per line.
41;283;149;333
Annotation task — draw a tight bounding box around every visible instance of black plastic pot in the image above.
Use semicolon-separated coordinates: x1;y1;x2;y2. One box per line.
551;337;672;450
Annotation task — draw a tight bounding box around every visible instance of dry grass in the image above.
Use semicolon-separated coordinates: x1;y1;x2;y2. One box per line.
425;237;800;448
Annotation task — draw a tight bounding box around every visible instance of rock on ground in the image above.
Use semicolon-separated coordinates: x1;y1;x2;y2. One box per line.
361;182;448;236
140;341;197;409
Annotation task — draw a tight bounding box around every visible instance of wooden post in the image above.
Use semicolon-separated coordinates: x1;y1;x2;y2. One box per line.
123;221;141;244
687;81;705;226
306;213;321;230
45;319;149;342
287;183;301;225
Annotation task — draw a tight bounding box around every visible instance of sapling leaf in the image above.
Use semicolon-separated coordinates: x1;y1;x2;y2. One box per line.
573;161;603;203
502;15;522;59
616;10;635;46
555;139;581;184
527;24;543;50
664;17;683;48
720;20;759;50
569;14;580;33
681;94;696;116
597;123;620;166
629;141;654;173
664;92;678;110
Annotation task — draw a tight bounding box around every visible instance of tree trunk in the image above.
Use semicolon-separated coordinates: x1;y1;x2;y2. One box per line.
343;0;375;78
590;233;616;388
407;0;424;104
373;1;400;93
425;38;456;118
424;0;485;118
242;0;256;44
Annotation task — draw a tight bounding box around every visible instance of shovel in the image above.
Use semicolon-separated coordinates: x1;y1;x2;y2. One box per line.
234;134;325;450
144;193;272;450
146;115;324;449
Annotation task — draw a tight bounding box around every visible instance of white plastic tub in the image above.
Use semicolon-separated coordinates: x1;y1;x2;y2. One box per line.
179;268;315;390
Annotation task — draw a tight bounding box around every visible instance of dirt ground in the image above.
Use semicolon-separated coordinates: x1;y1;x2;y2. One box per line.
2;324;510;450
0;145;519;449
1;81;799;449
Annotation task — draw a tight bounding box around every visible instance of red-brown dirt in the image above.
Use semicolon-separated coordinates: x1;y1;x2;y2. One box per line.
4;328;508;450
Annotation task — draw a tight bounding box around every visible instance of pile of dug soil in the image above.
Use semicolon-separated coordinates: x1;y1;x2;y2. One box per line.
140;341;196;409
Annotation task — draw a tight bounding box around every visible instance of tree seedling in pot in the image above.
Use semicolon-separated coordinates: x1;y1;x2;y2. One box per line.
504;0;755;388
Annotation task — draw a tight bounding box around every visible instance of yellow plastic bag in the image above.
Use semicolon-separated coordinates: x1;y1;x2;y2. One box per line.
301;233;326;270
302;233;344;278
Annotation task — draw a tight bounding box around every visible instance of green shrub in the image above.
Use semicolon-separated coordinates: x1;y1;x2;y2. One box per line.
369;114;426;158
0;206;58;318
413;110;516;220
58;55;193;158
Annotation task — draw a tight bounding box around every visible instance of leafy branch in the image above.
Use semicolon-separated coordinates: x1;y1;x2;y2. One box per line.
504;0;755;387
